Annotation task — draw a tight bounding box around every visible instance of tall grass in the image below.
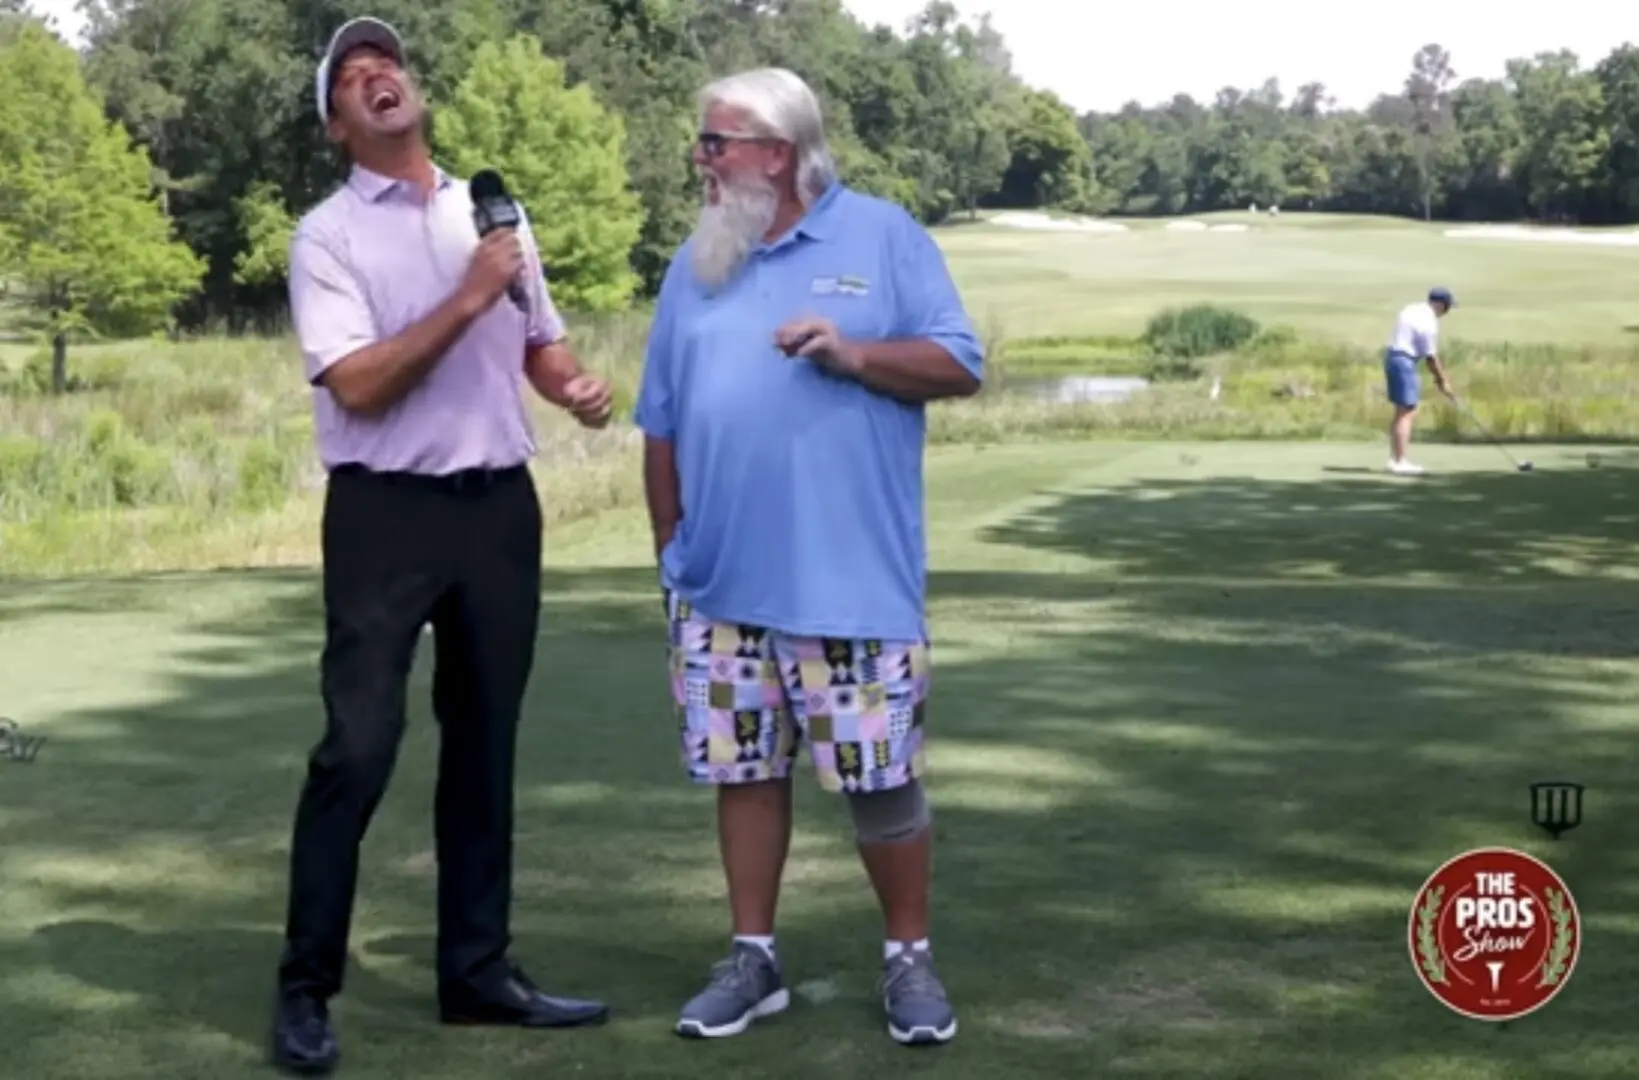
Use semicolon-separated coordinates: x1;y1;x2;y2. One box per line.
0;314;649;522
5;303;1639;575
975;322;1639;442
0;315;652;575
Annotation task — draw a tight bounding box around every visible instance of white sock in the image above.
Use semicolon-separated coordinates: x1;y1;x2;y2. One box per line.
734;934;776;960
885;938;930;960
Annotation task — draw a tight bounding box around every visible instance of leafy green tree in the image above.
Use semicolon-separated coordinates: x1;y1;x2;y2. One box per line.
0;20;204;388
512;0;710;294
895;2;1016;221
997;88;1098;210
231;180;295;288
1404;44;1459;219
1594;46;1639;219
1509;52;1608;220
1447;78;1523;220
434;34;644;313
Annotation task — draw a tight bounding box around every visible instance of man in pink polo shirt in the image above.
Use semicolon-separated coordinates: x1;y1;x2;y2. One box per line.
271;16;612;1074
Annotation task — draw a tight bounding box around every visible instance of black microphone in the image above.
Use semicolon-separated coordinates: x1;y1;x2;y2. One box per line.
469;168;528;312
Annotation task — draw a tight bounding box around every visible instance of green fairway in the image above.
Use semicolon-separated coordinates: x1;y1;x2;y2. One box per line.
939;212;1639;345
10;211;1639;565
3;440;1636;1079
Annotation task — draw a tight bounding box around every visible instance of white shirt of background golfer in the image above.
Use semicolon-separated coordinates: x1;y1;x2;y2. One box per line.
1388;301;1439;358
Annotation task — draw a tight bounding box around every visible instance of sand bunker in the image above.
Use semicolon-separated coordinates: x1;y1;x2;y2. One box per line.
987;211;1251;235
1164;221;1248;232
1445;224;1639;247
988;210;1127;233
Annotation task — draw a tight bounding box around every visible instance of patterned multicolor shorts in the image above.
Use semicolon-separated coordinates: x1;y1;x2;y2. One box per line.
664;589;930;794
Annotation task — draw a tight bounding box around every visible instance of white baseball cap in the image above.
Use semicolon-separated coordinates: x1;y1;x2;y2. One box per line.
314;16;405;126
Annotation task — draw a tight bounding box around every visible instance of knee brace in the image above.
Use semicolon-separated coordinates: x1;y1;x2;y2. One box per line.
847;779;932;844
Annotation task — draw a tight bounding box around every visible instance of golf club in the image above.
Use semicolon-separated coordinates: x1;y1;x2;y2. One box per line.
1449;393;1533;472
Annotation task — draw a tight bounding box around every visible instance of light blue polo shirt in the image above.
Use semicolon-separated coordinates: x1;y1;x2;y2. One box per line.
632;182;983;642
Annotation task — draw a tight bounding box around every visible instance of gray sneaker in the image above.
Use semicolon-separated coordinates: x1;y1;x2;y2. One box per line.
882;950;957;1045
675;942;790;1038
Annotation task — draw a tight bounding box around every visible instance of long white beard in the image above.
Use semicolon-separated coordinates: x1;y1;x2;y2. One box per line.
689;175;780;290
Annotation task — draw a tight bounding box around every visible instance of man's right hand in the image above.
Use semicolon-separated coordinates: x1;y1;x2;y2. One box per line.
460;229;525;311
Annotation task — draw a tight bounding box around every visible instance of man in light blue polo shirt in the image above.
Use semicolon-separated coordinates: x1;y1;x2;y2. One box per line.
633;67;982;1047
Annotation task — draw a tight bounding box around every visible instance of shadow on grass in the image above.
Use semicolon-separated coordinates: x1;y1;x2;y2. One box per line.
0;576;178;623
32;921;416;1048
982;451;1639;587
2;460;1638;1078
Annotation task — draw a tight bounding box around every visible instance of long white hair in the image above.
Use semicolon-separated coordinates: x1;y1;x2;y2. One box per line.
697;67;838;205
688;68;838;289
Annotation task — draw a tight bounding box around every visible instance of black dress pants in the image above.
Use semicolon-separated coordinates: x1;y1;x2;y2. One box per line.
277;463;542;1001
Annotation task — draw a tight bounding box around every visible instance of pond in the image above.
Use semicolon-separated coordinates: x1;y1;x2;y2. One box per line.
1005;374;1150;404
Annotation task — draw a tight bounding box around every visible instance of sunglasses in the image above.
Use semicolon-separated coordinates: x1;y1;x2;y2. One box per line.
696;131;765;158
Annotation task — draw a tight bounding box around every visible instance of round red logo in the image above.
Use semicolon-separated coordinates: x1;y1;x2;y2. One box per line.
1408;847;1580;1021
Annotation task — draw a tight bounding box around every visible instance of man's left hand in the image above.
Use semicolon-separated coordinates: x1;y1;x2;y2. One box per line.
563;372;613;429
775;317;863;377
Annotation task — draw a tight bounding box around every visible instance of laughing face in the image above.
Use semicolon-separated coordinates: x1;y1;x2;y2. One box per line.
326;44;423;143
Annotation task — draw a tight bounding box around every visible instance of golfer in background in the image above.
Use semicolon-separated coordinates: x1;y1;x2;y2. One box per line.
1383;286;1456;475
272;16;611;1075
634;68;981;1046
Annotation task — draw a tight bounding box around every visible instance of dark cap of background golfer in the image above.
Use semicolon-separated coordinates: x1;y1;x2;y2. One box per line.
1428;286;1456;308
314;16;405;125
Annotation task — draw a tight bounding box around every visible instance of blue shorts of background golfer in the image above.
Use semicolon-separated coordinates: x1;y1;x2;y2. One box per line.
1385;350;1420;407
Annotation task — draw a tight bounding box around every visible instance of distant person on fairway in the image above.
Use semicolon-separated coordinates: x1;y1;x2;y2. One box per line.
1383;287;1456;475
271;15;612;1075
633;67;983;1046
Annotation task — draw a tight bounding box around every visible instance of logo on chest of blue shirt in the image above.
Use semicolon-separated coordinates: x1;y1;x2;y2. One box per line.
810;274;869;297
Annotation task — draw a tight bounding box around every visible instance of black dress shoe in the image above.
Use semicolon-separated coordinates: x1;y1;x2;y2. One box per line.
271;993;339;1074
439;963;609;1028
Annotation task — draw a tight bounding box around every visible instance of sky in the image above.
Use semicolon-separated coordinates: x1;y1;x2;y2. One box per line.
27;0;1639;114
841;0;1637;112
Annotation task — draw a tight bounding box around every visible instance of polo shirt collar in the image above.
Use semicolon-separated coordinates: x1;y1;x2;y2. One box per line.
794;180;843;240
347;162;455;203
760;180;844;253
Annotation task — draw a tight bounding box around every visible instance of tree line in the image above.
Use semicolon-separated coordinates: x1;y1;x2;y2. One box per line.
1085;43;1639;226
2;0;1638;349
